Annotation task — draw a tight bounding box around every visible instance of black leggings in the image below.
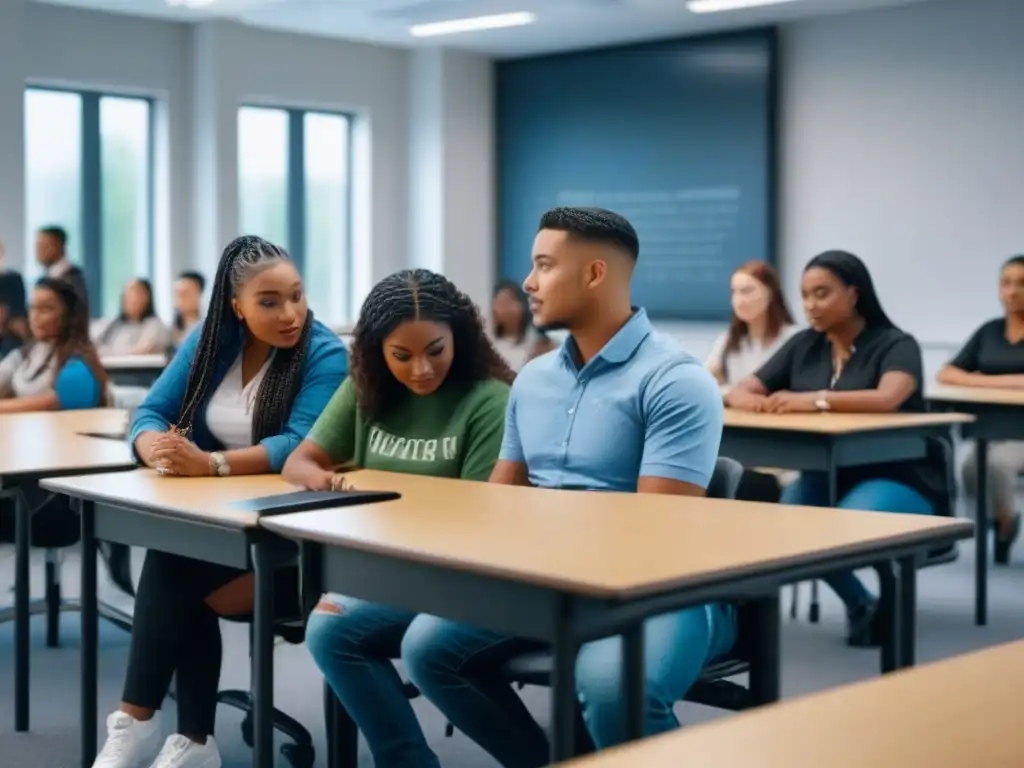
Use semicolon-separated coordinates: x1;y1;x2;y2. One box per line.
122;550;299;736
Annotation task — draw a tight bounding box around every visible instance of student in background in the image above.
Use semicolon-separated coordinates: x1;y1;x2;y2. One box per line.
937;254;1024;563
0;239;28;342
93;278;171;357
172;270;206;349
490;278;555;371
91;236;348;768
707;260;797;388
0;278;106;414
402;207;731;764
283;268;514;767
728;250;944;647
36;225;88;309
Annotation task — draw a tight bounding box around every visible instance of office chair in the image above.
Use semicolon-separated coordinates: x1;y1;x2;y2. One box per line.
789;431;961;623
0;489;133;647
323;456;780;767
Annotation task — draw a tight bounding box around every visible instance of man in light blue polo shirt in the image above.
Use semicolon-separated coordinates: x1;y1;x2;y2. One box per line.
401;207;734;766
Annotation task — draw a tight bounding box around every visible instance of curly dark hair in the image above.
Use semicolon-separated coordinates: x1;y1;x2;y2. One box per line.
350;269;515;422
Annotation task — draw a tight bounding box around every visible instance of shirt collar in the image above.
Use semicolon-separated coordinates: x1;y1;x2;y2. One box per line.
47;258;71;278
560;308;653;372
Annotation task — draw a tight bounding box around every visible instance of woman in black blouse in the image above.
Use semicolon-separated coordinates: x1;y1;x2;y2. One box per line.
937;255;1024;563
729;250;944;647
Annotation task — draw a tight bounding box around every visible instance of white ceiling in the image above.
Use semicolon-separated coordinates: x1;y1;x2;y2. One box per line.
37;0;942;57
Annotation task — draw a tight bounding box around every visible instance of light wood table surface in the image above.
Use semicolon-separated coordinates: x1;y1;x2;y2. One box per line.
928;385;1024;625
721;408;974;627
263;469;972;763
557;640;1024;767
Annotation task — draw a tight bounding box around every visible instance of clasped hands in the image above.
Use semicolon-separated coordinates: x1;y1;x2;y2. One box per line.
149;428;212;477
732;390;819;414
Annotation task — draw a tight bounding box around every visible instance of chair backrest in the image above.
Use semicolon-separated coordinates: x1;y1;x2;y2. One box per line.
707;456;744;500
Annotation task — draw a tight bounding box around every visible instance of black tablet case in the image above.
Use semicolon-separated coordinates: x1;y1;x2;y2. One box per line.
229;489;400;516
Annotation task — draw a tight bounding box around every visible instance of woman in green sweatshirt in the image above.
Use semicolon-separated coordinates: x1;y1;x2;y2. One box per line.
282;268;515;768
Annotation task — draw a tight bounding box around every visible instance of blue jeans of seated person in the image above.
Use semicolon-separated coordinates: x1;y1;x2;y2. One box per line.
305;595;441;768
781;475;933;610
401;603;737;768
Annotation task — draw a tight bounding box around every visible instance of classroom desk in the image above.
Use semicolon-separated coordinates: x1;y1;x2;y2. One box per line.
101;353;168;387
928;385;1024;626
721;410;973;622
0;409;134;733
261;469;972;764
40;471;302;768
556;639;1024;767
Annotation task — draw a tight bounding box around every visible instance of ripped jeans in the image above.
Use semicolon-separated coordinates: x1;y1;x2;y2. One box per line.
305;594;736;768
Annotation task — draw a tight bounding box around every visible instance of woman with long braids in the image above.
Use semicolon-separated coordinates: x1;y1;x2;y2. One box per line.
92;236;348;768
283;268;513;768
728;250;943;647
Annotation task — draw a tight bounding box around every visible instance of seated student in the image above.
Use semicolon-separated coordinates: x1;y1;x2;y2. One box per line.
282;268;513;767
0;279;107;546
728;250;944;647
36;225;88;310
91;236;348;768
491;278;555;371
93;278;171;357
0;238;28;342
172;270;206;350
707;260;797;388
399;207;732;766
0;302;22;361
937;255;1024;563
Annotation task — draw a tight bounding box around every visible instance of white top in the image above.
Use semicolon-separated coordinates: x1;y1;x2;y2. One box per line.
706;325;800;387
92;316;171;356
493;329;545;372
205;353;273;450
0;341;57;398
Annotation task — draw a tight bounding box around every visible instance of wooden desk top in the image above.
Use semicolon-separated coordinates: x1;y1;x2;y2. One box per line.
41;470;301;529
260;470;972;598
724;408;973;434
928;384;1024;407
101;354;168;370
558;640;1024;767
0;409;133;478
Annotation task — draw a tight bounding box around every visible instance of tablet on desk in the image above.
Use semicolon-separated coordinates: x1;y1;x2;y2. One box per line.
230;489;400;517
77;431;128;442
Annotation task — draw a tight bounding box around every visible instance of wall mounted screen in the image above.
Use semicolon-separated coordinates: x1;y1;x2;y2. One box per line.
497;30;777;320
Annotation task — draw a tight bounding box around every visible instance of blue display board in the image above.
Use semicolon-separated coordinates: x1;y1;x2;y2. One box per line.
496;31;777;320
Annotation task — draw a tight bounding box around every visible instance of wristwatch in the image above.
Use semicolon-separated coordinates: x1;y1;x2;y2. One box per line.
815;390;831;412
209;452;231;477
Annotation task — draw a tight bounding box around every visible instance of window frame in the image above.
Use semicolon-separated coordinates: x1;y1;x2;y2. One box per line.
24;85;156;316
238;103;355;325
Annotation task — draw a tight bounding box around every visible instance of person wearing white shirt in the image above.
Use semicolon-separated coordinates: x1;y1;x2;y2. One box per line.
93;278;171;357
490;279;554;371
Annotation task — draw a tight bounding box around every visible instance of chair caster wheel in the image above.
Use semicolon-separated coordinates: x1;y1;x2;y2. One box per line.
809;603;820;623
281;743;315;768
240;712;254;748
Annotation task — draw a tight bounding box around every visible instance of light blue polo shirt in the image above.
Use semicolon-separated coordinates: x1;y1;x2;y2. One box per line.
500;309;723;492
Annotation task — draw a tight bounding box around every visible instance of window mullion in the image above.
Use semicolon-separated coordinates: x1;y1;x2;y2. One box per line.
80;92;102;316
287;109;306;272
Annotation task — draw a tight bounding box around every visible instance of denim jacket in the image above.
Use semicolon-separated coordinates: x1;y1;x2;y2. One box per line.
128;319;347;472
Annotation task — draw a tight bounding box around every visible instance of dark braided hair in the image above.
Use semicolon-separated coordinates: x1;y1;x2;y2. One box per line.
26;278;109;404
176;236;313;443
350;269;514;422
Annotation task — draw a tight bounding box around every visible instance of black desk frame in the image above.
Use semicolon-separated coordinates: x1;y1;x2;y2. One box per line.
722;423;960;624
290;522;969;764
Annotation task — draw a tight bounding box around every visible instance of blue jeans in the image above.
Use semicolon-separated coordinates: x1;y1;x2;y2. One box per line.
305;595;440;768
781;475;933;610
401;603;737;767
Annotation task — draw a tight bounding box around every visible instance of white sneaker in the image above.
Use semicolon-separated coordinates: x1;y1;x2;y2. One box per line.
92;711;162;767
150;735;222;768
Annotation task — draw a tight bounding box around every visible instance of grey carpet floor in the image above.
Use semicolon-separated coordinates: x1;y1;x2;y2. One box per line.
2;533;1023;767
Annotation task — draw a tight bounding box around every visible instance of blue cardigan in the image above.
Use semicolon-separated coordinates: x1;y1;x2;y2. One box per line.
129;319;348;472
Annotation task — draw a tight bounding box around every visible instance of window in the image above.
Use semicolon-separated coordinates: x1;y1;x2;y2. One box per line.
25;88;154;317
238;106;353;325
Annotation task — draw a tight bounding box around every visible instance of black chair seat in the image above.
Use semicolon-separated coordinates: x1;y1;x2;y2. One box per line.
921;544;959;568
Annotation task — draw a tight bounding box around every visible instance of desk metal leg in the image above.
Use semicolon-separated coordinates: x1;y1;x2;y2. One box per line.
14;488;29;732
748;594;781;706
622;623;645;743
550;602;577;763
251;541;275;768
80;501;98;767
810;449;839;625
877;563;900;674
898;556;917;668
975;439;989;626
